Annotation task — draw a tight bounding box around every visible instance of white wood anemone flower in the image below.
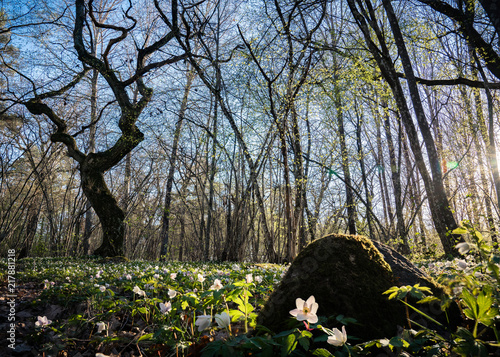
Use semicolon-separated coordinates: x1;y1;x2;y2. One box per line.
456;242;471;255
35;316;52;328
210;279;223;291
289;295;319;324
195;315;212;331
326;325;348;346
133;285;146;297
159;301;172;314
96;321;107;334
168;289;177;298
214;311;231;329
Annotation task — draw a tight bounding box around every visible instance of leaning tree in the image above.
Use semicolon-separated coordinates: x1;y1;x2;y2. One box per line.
10;0;194;257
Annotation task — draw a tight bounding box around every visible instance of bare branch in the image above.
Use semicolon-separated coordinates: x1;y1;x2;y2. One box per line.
38;68;91;100
24;99;85;163
395;71;500;89
88;0;137;69
72;99;117;138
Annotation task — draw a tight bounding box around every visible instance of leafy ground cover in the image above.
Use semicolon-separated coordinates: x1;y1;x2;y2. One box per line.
1;225;500;356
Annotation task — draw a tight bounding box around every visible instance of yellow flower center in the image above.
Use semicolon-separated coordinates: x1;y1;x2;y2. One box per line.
303;306;310;314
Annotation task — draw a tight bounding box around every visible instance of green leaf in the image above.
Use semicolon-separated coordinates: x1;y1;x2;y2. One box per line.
474;230;484;243
383;286;402;300
400;300;443;327
299;330;313;351
452;227;468;235
229;310;245;321
336;315;357;325
461;289;478;314
476;292;497;326
417;296;440;304
233;297;244;306
138;333;154;342
239;303;254;314
298;335;310;351
312;348;333;356
389;336;409;349
201;340;224;357
281;333;297;357
273;328;298;339
454;327;488;357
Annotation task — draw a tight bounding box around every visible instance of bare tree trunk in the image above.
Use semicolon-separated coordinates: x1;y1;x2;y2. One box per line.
354;102;373;238
460;85;497;239
302;96;315;246
375;118;393;235
83;67;98;255
472;51;500;218
81;166;126;256
160;69;195;259
381;99;409;253
333;74;356;235
205;107;217;261
20;194;42;258
184;60;279;262
382;0;460;254
348;0;460;254
403;135;427;252
291;105;306;253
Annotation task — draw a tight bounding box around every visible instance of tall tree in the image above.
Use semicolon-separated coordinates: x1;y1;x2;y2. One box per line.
238;0;326;260
159;67;196;260
346;0;460;254
18;0;188;257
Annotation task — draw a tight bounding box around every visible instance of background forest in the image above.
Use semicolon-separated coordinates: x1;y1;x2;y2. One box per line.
1;0;499;262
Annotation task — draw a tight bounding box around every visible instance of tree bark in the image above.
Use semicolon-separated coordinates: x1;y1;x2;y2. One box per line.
22;0;186;257
159;68;195;259
177;37;279;262
347;0;460;254
382;0;460;254
471;50;500;219
333;76;357;235
381;99;409;253
375;116;393;234
83;67;98;255
460;85;497;240
354;102;374;238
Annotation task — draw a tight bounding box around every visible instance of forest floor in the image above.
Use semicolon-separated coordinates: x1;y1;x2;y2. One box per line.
0;250;499;356
0;258;286;357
